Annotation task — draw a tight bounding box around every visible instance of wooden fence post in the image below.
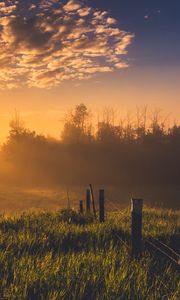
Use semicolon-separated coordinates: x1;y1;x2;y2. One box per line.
89;184;97;219
86;189;91;213
99;189;105;223
131;198;143;259
79;200;83;214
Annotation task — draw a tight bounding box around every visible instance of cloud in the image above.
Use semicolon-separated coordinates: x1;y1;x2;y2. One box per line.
0;0;134;89
0;2;16;15
64;0;81;12
106;17;117;25
78;7;91;17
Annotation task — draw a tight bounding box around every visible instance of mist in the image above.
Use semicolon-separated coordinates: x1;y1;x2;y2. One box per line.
0;104;180;212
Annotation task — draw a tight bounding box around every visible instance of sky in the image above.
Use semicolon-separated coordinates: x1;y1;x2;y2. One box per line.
0;0;180;141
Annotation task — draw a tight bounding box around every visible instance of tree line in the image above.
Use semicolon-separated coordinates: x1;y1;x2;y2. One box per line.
0;104;180;208
3;103;180;146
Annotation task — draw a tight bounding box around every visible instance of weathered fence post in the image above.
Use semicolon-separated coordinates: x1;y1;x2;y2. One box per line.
89;184;97;219
79;200;83;214
131;198;143;259
86;189;91;213
99;189;105;223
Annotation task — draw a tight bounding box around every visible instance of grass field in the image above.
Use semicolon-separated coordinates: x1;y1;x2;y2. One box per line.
0;208;179;300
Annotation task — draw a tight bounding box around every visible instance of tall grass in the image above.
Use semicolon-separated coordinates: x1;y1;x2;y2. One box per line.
0;208;179;299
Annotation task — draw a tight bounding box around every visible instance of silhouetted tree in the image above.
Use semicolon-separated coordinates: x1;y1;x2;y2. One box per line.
61;103;93;143
135;106;147;141
168;123;180;145
97;122;121;143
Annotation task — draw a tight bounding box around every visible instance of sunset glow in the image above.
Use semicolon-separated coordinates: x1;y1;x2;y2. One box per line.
0;0;180;142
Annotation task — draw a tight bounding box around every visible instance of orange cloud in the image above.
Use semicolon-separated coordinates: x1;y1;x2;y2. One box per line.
0;0;134;89
64;0;81;12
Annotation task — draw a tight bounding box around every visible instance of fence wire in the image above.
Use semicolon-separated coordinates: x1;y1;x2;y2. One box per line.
145;240;179;266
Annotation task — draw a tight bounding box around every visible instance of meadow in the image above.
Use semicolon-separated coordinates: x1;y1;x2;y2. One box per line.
0;206;179;300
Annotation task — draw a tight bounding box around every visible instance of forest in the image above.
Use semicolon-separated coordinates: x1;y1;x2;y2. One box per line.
0;104;180;209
